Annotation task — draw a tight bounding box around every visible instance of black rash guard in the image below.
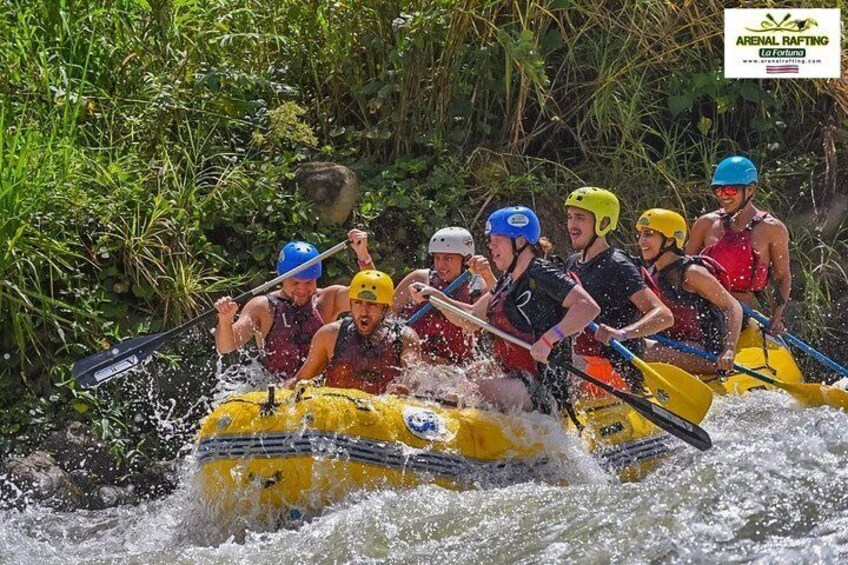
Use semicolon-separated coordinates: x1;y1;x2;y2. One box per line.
562;247;649;390
489;257;577;340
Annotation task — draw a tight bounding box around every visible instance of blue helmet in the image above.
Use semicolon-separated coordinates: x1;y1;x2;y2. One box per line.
276;241;322;279
485;206;541;244
712;156;758;186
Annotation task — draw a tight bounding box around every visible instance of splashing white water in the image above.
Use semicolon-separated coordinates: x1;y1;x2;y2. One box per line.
3;379;848;564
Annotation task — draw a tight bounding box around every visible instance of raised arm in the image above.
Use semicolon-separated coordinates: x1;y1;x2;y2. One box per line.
348;228;375;271
214;296;272;354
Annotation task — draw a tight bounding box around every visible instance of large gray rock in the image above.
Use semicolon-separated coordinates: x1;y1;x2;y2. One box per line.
5;451;83;510
42;421;117;483
295;162;359;225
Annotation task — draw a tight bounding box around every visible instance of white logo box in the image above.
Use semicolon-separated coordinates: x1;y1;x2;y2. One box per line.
725;8;842;79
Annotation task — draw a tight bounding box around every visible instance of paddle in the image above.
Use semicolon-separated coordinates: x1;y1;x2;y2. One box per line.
653;334;848;410
427;297;712;451
586;322;713;424
741;304;848;379
72;240;350;389
406;270;471;326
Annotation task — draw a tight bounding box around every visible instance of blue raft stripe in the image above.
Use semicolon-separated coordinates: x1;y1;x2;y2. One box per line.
197;429;675;477
197;431;546;480
198;433;482;473
596;435;679;468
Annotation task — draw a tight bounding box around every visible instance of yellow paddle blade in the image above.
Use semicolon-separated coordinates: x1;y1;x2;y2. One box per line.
633;358;714;424
822;385;848;409
735;346;803;385
766;379;848;410
732;346;848;410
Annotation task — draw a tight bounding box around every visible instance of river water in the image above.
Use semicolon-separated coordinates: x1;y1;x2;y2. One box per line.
2;390;847;564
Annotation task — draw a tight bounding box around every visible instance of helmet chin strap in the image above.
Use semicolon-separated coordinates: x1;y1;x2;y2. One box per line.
580;232;600;261
644;236;666;266
507;239;530;274
644;236;683;266
721;186;755;230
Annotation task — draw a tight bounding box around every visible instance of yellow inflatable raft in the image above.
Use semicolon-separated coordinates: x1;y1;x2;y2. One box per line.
196;384;676;519
699;326;804;395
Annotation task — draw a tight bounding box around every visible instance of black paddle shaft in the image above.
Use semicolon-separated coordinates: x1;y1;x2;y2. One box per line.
72;241;350;388
73;287;259;387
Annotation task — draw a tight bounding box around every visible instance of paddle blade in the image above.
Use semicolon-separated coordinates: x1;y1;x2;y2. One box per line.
776;381;848;410
636;360;713;424
72;333;163;388
565;361;712;451
631;395;713;452
822;385;848;410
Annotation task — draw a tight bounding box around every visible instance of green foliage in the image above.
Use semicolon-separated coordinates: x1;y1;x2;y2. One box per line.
0;0;845;459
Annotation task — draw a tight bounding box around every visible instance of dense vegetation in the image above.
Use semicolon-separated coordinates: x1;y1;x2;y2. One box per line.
2;1;846;473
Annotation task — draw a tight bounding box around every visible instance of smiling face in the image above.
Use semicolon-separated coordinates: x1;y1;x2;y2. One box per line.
349;299;387;335
431;252;464;283
566;207;596;251
487;234;517;272
712;184;752;215
636;228;665;261
281;278;318;306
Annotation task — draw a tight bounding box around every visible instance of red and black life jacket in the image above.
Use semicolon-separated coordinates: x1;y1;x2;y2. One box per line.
645;256;727;352
701;211;770;292
262;294;325;377
401;270;480;363
324;316;404;394
486;280;538;377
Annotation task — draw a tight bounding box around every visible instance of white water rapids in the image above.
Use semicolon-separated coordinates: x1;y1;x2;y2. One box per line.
2;388;847;564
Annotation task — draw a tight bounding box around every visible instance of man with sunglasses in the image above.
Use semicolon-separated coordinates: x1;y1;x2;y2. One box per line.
686;156;791;333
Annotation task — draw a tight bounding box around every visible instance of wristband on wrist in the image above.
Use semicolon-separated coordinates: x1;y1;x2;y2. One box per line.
620;329;629;341
541;335;555;349
551;325;566;340
357;257;373;267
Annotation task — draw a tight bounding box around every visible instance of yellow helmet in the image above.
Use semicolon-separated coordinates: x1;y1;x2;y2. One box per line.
348;270;394;305
636;208;688;250
564;187;620;236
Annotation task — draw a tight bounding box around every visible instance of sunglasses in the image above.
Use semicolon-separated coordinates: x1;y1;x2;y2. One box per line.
711;185;744;197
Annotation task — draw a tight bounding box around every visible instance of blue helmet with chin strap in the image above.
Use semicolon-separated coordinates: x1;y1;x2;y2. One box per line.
485;206;541;244
712;156;758;186
277;241;322;279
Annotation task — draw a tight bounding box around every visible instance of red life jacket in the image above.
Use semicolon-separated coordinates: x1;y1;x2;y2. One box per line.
486;280;538;377
324;317;403;394
701;211;770;292
401;270;480;363
645;256;727;352
262;294;325;377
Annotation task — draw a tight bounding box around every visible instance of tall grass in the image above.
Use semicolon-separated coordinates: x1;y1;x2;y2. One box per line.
0;0;843;428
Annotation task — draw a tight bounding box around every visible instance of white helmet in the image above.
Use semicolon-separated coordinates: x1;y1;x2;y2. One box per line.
428;227;474;257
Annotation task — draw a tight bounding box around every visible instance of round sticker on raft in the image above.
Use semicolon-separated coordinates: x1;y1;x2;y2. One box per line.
402;406;450;441
507;213;529;227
